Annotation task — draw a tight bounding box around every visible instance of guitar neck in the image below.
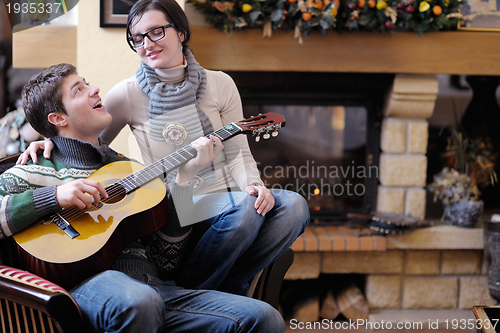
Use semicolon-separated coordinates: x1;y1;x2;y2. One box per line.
117;123;243;193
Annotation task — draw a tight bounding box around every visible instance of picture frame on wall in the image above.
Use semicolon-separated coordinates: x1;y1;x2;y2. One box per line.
458;0;500;31
100;0;137;27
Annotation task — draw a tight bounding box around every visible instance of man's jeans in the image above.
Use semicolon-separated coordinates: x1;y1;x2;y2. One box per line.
70;188;308;332
71;270;285;333
178;189;310;295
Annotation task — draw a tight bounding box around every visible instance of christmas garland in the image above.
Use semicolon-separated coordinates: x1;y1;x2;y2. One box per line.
188;0;464;38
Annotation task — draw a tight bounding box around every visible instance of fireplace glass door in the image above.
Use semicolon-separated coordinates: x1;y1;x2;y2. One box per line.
243;104;379;221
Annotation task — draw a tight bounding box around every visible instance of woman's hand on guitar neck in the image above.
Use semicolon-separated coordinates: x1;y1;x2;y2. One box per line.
16;139;55;165
56;179;109;210
176;135;223;186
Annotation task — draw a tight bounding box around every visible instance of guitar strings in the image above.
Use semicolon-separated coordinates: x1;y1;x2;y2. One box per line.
52;185;127;223
56;144;200;222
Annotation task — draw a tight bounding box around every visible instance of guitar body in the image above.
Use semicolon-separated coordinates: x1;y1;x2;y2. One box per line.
13;160;168;289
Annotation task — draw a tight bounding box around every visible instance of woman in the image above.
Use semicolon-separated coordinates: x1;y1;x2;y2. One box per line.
18;0;309;296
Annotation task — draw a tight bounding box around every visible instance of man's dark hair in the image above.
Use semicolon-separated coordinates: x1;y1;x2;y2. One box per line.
126;0;190;55
21;63;77;138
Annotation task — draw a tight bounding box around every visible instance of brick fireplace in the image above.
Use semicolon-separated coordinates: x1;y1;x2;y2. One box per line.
186;21;498;325
252;72;497;324
276;73;496;324
224;70;496;324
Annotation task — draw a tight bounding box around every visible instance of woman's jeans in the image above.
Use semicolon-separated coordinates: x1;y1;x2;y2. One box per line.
177;189;310;295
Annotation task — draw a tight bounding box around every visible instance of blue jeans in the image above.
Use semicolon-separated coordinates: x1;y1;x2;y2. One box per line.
71;270;285;333
177;189;309;295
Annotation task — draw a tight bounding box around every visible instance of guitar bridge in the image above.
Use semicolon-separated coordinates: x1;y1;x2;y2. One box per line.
52;213;80;239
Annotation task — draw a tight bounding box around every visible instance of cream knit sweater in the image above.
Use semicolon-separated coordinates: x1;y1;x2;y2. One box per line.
101;62;262;196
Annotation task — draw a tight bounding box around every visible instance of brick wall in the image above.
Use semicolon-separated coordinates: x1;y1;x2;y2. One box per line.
365;249;494;309
282;74;495;321
285;225;495;314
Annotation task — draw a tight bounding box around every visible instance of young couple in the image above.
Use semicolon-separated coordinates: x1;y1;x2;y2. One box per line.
8;0;310;331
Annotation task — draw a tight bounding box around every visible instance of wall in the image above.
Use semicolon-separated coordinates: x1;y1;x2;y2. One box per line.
77;1;135;97
77;0;136;158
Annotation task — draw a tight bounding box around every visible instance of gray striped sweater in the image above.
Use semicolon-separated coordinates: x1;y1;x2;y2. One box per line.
0;136;189;279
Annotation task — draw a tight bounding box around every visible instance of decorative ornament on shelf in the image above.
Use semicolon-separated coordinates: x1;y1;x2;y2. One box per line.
187;0;464;40
428;125;497;228
0;101;42;159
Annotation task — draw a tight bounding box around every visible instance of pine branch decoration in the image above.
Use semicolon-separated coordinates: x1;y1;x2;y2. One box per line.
188;0;464;36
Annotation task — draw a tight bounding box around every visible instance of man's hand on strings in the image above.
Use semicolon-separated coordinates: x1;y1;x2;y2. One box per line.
56;179;108;210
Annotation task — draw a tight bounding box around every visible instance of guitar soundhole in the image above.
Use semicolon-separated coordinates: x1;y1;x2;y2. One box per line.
102;184;127;204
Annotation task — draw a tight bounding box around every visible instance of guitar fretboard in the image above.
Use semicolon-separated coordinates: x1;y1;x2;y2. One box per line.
116;123;242;193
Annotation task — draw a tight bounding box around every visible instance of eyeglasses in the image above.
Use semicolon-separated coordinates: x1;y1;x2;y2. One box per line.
127;24;175;51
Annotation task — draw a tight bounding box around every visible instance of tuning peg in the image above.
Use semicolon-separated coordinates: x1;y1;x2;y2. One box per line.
272;131;279;137
255;135;261;142
263;132;270;140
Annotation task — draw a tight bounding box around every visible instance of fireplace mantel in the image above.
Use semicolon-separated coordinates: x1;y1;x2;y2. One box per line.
189;26;500;75
11;23;500;75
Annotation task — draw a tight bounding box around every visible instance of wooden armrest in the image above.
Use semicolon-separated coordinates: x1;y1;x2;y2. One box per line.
0;265;85;333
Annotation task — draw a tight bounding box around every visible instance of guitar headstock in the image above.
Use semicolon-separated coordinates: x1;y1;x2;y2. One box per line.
236;113;286;142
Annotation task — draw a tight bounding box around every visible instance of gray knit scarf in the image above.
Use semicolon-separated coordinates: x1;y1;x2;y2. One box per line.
136;49;216;189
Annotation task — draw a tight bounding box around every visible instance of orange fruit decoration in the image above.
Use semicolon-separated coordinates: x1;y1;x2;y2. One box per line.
302;12;313;20
433;5;442;15
358;0;366;7
368;0;376;7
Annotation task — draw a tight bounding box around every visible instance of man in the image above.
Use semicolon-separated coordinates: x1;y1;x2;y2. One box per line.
0;63;285;333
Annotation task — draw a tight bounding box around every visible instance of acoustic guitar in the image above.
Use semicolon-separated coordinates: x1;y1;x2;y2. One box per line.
13;112;286;289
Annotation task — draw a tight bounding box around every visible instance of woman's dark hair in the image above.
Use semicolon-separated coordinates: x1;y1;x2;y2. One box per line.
21;63;76;138
126;0;190;54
